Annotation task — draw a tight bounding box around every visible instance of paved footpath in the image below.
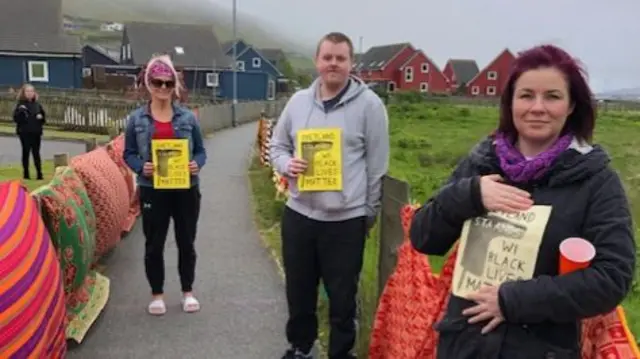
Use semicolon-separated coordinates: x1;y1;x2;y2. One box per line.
67;122;288;359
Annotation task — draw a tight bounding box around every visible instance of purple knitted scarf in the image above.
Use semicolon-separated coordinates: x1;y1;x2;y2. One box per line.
494;132;573;183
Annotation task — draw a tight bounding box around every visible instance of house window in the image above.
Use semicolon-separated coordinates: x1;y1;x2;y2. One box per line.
405;67;413;82
126;44;131;60
206;72;219;87
487;71;497;80
27;61;49;82
471;86;480;95
420;82;429;92
388;81;396;92
236;61;245;71
267;80;275;100
486;86;497;95
121;45;126;60
252;57;261;67
421;63;429;73
82;68;92;77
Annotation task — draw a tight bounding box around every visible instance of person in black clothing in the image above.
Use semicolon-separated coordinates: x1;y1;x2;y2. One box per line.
13;84;45;180
409;44;635;358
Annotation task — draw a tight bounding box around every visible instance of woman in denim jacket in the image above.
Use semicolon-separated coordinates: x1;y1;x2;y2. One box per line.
123;54;207;315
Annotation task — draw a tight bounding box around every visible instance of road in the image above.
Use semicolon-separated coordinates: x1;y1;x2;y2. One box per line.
66;122;288;359
0;136;85;165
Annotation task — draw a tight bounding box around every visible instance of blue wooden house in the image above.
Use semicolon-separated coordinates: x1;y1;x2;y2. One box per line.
0;0;83;88
221;39;250;57
222;40;283;80
119;22;275;101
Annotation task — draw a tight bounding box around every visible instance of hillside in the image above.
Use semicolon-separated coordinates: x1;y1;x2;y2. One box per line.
61;0;315;70
597;87;640;101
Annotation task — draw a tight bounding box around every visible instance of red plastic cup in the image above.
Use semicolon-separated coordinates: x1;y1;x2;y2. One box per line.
559;237;596;274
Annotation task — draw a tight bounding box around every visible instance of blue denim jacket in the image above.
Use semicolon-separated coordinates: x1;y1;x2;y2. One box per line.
123;103;207;188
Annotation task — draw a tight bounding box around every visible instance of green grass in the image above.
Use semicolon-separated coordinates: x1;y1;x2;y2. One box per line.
0;160;54;192
0;124;109;142
249;102;640;354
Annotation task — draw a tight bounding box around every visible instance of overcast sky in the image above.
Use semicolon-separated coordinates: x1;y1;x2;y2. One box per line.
211;0;637;93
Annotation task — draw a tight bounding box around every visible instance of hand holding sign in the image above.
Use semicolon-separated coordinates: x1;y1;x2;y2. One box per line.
189;160;199;175
480;174;533;213
143;162;155;177
463;285;505;334
286;158;308;177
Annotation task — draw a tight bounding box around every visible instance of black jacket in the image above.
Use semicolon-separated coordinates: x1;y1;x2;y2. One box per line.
410;136;635;359
13;100;45;135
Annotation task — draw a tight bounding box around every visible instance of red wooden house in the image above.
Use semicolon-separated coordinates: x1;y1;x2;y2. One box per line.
442;59;479;94
466;48;516;97
352;43;449;93
397;49;449;93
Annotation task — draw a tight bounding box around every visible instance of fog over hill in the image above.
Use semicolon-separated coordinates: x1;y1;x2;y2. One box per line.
62;0;315;67
597;87;640;101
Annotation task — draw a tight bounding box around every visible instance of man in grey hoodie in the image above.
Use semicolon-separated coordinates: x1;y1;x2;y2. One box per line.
270;32;389;359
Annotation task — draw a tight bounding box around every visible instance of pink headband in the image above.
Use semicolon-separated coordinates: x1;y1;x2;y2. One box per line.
148;61;174;79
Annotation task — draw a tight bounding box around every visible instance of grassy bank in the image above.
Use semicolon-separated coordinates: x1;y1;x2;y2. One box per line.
249;102;640;353
0;160;54;191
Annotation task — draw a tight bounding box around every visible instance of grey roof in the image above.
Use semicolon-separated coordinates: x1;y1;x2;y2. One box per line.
221;41;234;52
222;39;249;53
259;48;286;63
447;59;479;85
124;22;231;68
85;44;119;63
354;43;412;71
0;0;81;54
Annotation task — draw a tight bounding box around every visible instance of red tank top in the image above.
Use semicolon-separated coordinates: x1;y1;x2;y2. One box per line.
153;120;175;139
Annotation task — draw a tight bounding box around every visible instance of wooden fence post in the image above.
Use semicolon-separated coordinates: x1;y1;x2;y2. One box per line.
377;175;411;300
53;153;69;168
85;137;98;152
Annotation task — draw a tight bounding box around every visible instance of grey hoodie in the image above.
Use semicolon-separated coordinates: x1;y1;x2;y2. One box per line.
269;76;389;222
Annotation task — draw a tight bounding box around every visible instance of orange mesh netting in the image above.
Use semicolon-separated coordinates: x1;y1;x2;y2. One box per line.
369;204;640;359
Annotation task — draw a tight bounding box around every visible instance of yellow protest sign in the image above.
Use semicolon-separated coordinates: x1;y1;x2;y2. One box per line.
151;139;190;189
452;205;552;299
296;128;342;192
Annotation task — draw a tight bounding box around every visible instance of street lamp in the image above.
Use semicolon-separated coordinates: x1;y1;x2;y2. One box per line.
231;0;238;127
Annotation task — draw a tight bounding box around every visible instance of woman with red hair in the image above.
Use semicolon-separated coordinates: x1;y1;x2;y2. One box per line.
409;44;635;358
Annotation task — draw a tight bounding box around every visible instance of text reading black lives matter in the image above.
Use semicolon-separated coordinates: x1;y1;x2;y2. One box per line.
157;141;189;188
463;211;537;292
300;130;340;189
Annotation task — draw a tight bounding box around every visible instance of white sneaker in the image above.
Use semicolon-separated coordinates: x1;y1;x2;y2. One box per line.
181;295;200;313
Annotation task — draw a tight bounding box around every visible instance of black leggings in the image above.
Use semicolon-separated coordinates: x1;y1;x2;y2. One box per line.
139;185;201;295
18;133;42;178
